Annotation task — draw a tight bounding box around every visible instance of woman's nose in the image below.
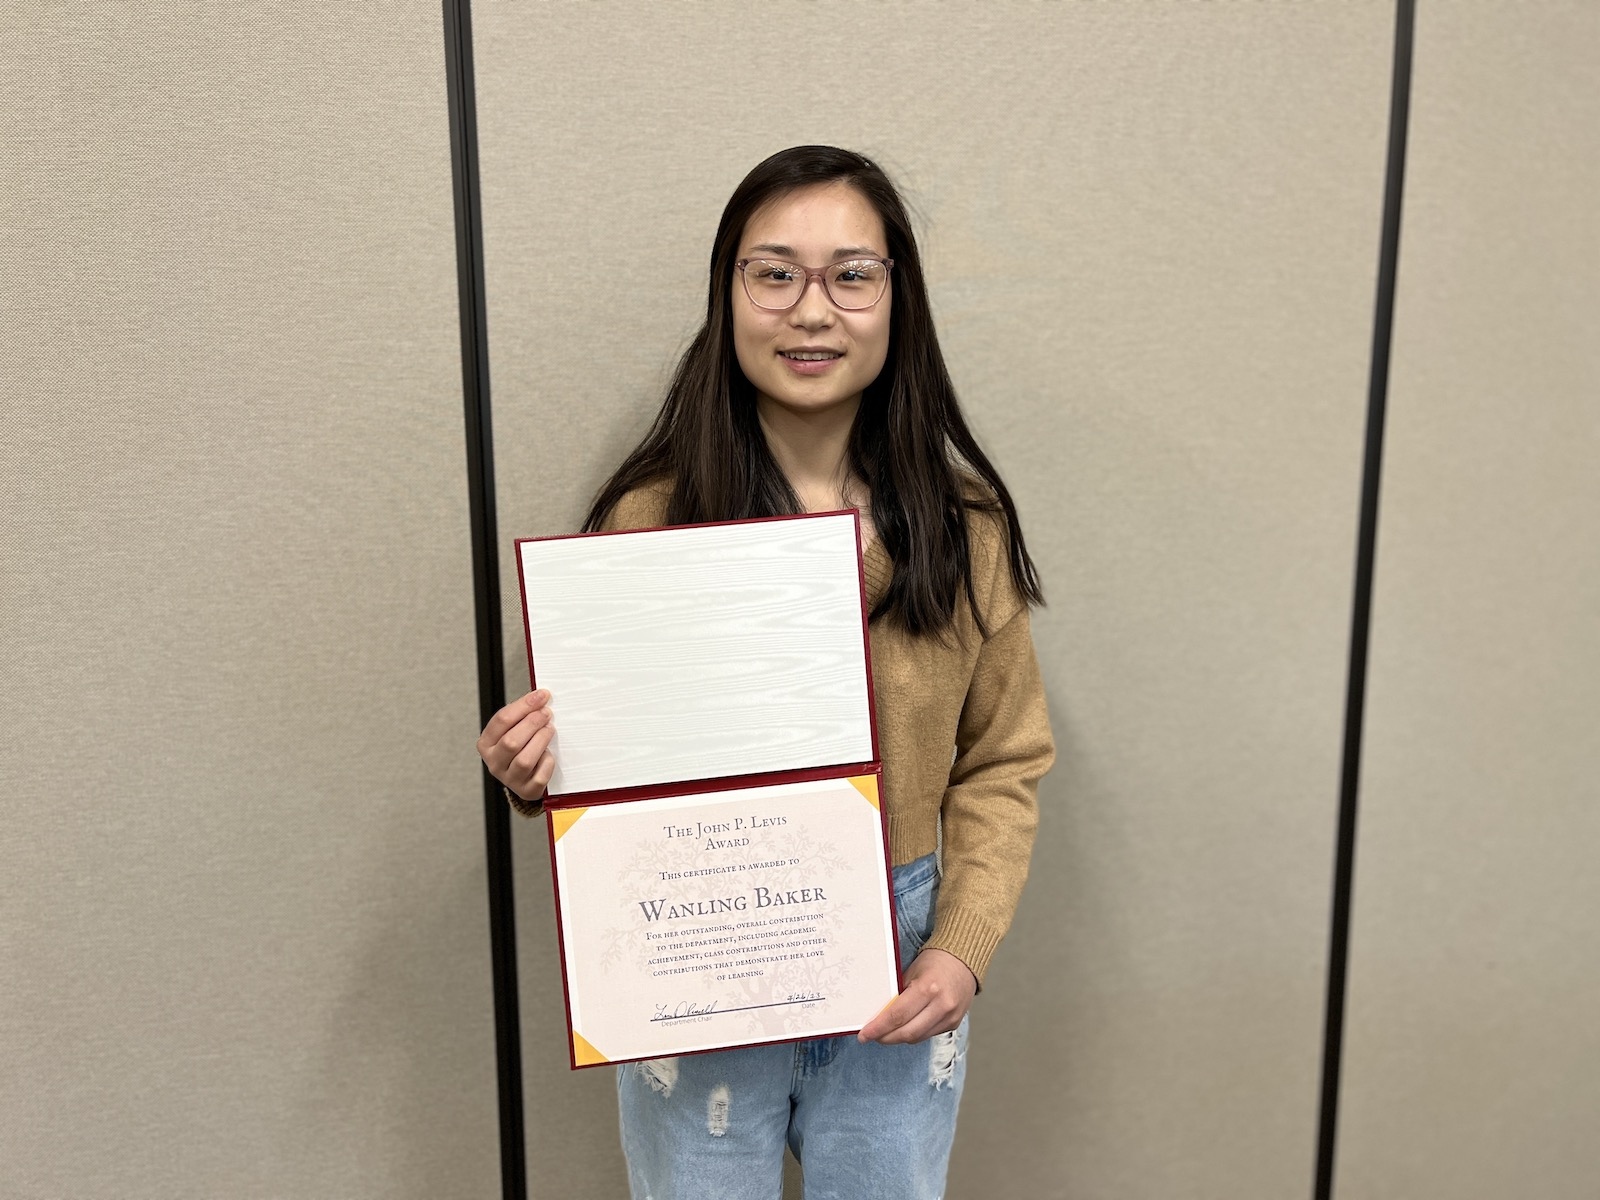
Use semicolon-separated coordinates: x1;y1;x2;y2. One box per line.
791;275;835;324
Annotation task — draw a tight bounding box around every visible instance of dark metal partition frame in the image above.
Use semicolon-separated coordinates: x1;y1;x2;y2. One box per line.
443;1;527;1198
1315;2;1414;1198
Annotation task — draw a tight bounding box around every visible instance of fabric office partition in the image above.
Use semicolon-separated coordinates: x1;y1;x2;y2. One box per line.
1337;4;1600;1196
1;6;496;1197
472;4;1393;1195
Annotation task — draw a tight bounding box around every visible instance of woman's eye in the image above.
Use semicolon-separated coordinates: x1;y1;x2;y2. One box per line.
833;262;878;283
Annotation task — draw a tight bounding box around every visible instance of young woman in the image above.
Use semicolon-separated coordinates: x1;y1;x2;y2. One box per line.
476;145;1055;1199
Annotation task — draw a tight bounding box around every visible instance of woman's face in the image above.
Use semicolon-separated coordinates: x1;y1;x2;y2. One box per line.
731;182;892;422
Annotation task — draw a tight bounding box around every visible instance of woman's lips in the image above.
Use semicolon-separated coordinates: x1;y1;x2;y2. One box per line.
779;352;843;376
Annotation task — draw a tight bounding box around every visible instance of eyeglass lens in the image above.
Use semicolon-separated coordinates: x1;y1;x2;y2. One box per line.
743;259;887;310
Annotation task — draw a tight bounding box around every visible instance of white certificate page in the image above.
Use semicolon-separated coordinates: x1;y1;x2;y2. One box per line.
551;773;899;1066
518;512;876;798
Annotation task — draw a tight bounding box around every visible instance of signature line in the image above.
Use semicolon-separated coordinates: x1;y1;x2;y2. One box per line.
650;997;826;1022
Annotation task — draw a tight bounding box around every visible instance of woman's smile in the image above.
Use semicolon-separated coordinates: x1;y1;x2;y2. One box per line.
779;349;845;375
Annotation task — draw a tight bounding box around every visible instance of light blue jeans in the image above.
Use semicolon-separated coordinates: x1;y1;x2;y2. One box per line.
616;851;969;1200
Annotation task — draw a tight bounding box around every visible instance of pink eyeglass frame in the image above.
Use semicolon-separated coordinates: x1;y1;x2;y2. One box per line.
733;256;895;311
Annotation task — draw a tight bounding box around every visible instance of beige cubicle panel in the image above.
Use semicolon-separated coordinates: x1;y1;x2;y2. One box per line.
475;3;1393;1195
1;6;497;1198
1336;4;1600;1197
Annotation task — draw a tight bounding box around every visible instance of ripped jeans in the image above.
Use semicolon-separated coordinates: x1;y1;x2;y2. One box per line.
616;851;968;1200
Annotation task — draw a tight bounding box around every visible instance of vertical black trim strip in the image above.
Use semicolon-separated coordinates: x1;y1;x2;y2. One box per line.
443;2;527;1198
1314;2;1414;1198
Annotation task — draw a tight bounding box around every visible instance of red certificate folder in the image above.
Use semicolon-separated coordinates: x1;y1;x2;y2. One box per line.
514;510;902;1068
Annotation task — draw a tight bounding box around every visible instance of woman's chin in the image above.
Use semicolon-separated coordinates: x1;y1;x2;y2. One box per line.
757;388;861;421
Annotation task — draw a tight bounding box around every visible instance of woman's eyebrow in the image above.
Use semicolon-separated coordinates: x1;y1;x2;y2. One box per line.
747;243;881;259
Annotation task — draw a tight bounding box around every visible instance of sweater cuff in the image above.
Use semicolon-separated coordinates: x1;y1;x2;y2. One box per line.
920;902;1007;992
503;784;544;819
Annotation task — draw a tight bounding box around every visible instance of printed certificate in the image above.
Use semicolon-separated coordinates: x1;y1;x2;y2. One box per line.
549;770;899;1068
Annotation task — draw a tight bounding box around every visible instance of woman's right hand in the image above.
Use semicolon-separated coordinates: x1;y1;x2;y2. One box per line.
476;688;557;803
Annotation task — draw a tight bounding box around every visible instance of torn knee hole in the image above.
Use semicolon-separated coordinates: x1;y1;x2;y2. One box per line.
707;1084;731;1136
929;1029;961;1088
637;1057;679;1097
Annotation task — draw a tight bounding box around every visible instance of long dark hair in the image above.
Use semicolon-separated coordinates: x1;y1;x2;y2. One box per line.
583;144;1042;638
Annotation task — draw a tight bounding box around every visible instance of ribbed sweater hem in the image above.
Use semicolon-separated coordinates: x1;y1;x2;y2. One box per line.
920;902;1007;991
886;812;939;865
504;786;544;819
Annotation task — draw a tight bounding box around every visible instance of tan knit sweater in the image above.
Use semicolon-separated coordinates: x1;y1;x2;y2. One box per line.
510;478;1056;986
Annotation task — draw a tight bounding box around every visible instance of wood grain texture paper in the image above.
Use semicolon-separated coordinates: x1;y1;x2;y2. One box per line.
518;512;875;797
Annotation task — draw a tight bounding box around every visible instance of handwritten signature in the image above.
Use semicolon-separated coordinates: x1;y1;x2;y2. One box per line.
652;1000;720;1022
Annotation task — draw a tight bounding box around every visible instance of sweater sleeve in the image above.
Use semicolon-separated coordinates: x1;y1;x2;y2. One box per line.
918;527;1056;988
597;478;672;533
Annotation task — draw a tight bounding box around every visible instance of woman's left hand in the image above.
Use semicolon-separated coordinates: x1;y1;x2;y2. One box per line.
856;947;977;1045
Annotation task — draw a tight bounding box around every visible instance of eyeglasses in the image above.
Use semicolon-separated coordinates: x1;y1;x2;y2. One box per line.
734;256;894;312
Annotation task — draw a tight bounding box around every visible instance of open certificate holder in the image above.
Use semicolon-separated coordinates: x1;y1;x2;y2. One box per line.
514;511;901;1070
